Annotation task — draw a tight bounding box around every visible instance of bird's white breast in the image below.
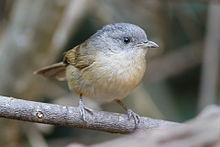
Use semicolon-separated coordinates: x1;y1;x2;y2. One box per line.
67;49;147;101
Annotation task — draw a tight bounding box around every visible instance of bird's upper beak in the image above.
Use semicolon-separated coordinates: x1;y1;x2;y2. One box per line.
136;40;159;49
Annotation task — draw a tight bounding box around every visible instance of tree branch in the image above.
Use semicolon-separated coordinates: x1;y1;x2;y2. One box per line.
0;95;177;134
86;105;220;147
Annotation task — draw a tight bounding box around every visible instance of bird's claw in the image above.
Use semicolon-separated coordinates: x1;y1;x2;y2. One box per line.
127;109;140;126
78;100;93;121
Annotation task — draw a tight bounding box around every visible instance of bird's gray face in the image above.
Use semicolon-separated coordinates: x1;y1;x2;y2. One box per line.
91;23;159;54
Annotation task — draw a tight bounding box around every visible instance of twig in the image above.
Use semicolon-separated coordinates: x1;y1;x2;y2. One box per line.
198;3;220;110
0;0;88;97
50;0;89;55
146;42;203;83
0;95;177;134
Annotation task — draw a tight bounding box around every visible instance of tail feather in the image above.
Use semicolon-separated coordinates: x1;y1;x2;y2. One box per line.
34;62;67;81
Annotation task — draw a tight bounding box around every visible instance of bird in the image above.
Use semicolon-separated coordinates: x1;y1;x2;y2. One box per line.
34;23;159;125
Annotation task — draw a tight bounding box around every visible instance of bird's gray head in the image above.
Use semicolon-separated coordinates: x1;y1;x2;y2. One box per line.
89;23;159;54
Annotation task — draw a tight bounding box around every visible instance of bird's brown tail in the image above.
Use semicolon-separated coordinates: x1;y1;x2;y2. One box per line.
34;62;67;81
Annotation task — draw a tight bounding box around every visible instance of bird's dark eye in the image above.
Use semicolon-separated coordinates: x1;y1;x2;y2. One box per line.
123;37;130;44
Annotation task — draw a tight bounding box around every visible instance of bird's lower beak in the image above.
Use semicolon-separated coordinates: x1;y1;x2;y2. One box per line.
136;40;159;49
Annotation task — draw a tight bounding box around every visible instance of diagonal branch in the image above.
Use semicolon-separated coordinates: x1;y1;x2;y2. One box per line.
0;95;177;134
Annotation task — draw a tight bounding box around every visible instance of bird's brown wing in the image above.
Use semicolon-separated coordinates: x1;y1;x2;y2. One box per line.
64;44;95;70
34;44;95;81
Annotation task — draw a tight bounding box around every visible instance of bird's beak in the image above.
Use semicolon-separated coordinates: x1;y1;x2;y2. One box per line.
136;40;159;49
144;40;159;48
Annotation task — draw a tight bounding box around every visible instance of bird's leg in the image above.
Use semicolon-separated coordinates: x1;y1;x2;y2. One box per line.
115;99;140;126
78;94;93;121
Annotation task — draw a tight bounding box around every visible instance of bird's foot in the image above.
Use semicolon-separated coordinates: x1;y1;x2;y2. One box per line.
78;99;93;121
127;109;141;126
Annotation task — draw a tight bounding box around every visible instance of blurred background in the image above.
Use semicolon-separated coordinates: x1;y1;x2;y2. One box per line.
0;0;219;146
